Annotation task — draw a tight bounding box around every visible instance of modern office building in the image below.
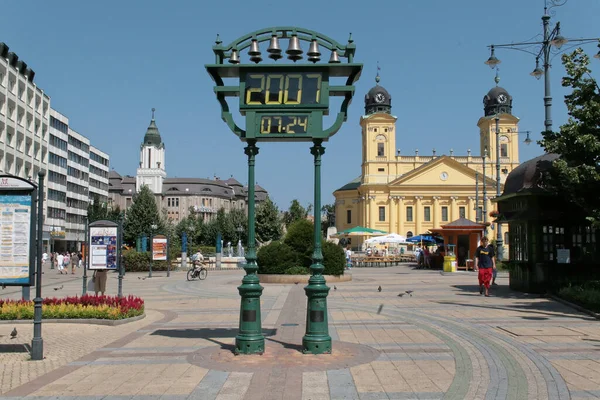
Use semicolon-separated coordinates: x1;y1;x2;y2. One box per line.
0;42;50;181
109;111;269;222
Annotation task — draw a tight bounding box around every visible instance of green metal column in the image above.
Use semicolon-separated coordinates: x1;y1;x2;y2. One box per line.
303;139;331;354
235;140;265;354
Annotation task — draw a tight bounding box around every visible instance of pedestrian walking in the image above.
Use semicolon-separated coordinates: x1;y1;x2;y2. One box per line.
475;236;496;297
57;253;65;274
71;252;79;274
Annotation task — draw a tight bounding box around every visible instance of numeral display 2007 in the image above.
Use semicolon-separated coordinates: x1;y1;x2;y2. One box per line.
245;72;322;105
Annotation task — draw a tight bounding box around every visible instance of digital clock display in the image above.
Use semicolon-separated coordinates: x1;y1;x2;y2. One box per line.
245;72;322;106
260;115;309;134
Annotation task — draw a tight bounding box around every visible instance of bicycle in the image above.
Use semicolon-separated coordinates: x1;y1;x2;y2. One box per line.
187;261;208;281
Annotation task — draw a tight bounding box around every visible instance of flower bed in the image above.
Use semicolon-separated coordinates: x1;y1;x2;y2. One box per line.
0;295;144;320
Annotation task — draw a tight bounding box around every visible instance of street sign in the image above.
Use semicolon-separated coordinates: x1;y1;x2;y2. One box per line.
152;234;168;261
0;175;37;287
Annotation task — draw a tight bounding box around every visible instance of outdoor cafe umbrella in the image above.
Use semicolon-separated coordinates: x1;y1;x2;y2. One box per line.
333;226;387;237
364;233;407;244
406;235;439;245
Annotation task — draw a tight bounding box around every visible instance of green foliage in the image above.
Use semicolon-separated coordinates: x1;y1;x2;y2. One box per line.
123;185;163;245
255;197;283;242
257;241;298;274
540;48;600;226
558;282;600;313
283;199;309;227
321;203;335;236
123;249;170;272
284;219;314;267
284;266;310;275
321;241;345;276
87;194;121;223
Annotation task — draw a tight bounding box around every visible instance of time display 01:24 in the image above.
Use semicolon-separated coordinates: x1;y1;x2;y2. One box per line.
245;72;322;106
260;115;309;134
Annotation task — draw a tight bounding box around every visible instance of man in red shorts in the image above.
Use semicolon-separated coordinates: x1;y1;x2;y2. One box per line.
475;236;496;297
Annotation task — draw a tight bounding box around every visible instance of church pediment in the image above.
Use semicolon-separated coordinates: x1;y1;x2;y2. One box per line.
389;156;495;187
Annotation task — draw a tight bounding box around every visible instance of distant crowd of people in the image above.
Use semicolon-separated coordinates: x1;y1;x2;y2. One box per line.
43;251;83;275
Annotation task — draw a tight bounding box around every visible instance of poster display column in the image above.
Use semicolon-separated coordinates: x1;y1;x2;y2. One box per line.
87;220;120;296
152;234;168;277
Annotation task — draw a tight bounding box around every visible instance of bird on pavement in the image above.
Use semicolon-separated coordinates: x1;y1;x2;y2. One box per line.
405;290;414;297
1;283;5;290
378;286;382;292
377;304;384;314
10;328;17;339
138;277;141;280
53;285;63;291
397;293;405;297
334;286;337;291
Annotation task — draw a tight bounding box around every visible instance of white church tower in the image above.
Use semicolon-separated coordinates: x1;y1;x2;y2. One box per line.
136;108;166;194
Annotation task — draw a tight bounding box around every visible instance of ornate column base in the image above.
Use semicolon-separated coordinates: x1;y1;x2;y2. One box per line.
302;270;331;354
235;265;265;355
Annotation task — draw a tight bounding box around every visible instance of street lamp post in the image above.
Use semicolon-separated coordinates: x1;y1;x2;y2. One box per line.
494;116;504;260
82;216;88;294
482;147;488;235
485;0;600;133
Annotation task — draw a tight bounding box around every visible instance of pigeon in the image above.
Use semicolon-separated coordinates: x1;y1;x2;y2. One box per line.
53;285;63;291
294;282;299;285
377;304;384;314
138;277;141;280
405;290;414;297
397;293;406;297
334;286;337;291
377;286;382;292
10;328;17;339
142;277;147;280
1;283;5;290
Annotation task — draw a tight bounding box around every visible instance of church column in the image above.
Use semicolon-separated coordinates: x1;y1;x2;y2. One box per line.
450;196;458;221
389;196;396;233
398;196;405;236
468;197;475;221
432;196;440;228
369;195;376;228
415;196;423;235
361;196;366;226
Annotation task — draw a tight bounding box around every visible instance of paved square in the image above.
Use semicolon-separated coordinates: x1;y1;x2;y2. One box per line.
2;263;600;399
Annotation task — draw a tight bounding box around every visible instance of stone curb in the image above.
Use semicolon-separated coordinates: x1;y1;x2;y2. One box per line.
258;273;352;284
549;295;600;320
0;312;146;326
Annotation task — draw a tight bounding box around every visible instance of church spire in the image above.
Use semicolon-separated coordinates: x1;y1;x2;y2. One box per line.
143;107;163;147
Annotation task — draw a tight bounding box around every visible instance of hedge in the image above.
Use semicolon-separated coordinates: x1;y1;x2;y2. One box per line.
0;295;144;320
257;241;298;274
123;250;170;272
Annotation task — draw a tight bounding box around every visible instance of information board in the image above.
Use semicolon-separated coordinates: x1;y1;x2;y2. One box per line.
152;235;167;261
89;226;118;270
0;194;32;284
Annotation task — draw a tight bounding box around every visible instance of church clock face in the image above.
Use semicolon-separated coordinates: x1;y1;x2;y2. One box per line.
374;93;386;103
497;94;507;103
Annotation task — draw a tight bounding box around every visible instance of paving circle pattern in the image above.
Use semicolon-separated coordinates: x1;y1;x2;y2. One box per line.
188;340;381;372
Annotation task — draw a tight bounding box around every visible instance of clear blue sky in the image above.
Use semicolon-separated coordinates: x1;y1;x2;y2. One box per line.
2;0;598;211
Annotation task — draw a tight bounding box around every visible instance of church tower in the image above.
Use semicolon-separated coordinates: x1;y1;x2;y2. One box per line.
360;70;397;185
477;74;521;181
136;108;166;194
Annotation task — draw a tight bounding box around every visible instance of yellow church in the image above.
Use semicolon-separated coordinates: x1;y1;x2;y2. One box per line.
333;73;522;253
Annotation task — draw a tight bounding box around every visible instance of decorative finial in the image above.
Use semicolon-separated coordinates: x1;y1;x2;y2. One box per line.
347;32;353;44
151;108;155;120
494;68;500;86
215;34;222;45
375;61;381;84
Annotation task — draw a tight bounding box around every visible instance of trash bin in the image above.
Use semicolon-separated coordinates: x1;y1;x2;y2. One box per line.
443;255;457;272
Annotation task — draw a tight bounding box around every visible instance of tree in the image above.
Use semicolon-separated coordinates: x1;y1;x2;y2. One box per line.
255;197;282;243
123;185;163;245
283;199;308;226
321;203;335;236
540;48;600;226
87;194;121;223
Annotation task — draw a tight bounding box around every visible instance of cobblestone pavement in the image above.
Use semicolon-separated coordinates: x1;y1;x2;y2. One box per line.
1;264;600;399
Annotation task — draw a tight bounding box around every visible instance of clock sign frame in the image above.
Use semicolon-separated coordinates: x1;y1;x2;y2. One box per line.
206;27;363;142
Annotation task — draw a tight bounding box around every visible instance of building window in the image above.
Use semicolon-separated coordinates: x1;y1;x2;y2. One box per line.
378;168;385;172
500;143;508;158
510;223;528;262
406;231;413;238
477;207;483;222
346;209;351;224
377;142;385;156
542;225;565;261
406;206;413;222
459;206;466;219
424;206;431;222
379;206;385;222
441;206;448;222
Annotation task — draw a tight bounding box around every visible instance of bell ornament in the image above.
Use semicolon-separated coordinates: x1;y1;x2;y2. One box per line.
267;35;282;60
286;34;303;62
229;49;240;64
329;50;341;64
307;39;321;63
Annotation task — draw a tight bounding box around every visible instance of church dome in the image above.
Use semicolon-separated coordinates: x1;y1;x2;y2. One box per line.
364;72;392;115
143;108;163;147
483;75;513;116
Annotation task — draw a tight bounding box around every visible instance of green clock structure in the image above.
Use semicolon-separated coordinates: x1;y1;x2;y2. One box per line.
206;27;362;355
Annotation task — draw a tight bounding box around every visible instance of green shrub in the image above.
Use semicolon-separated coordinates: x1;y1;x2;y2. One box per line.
322;241;345;276
284;266;310;275
123;250;170;272
257;241;298;274
284;219;314;268
558;285;600;313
